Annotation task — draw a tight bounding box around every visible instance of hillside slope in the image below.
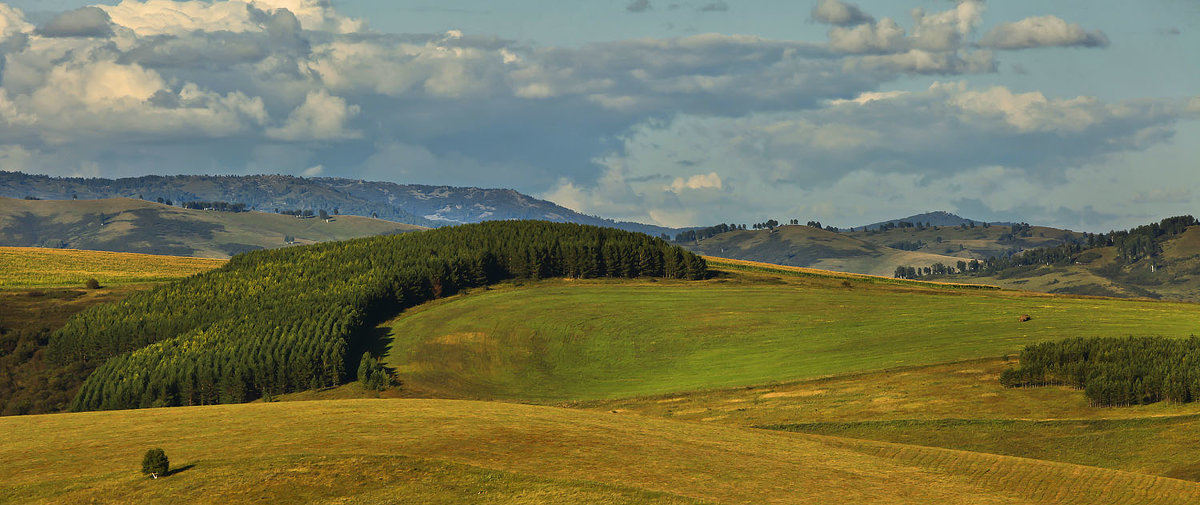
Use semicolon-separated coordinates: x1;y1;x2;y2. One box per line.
911;226;1200;301
379;268;1200;402
845;223;1085;260
678;225;967;276
0;171;679;236
0;197;422;258
4;398;1200;505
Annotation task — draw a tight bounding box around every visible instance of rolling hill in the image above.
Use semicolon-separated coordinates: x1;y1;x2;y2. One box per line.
0;197;423;258
905;224;1200;301
845;222;1086;260
0;171;680;236
858;210;1012;230
5;399;1200;505
677;224;974;276
11;237;1200;503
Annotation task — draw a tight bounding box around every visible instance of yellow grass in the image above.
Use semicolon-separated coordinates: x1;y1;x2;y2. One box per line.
0;247;225;288
4;399;1200;504
576;357;1200;425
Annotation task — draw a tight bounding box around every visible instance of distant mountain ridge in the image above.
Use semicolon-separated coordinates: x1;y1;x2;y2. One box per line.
0;197;422;258
0;171;679;237
858;211;1013;230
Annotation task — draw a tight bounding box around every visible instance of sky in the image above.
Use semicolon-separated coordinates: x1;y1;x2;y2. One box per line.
0;0;1196;231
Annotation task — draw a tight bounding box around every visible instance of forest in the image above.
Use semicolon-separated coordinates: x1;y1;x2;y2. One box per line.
892;215;1198;279
1000;336;1200;406
49;221;707;412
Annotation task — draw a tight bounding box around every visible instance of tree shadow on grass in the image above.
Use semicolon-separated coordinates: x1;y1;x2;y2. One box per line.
165;464;195;477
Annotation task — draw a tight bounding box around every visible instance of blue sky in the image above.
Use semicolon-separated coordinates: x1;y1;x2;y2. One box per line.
0;0;1196;230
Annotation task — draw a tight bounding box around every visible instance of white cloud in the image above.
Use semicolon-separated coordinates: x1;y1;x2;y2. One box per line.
100;0;364;36
266;90;359;141
980;15;1109;50
667;172;723;193
828;18;907;54
0;4;32;41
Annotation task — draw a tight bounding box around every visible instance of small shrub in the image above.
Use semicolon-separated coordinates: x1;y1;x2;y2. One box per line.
1017;314;1031;322
84;278;101;290
141;448;169;478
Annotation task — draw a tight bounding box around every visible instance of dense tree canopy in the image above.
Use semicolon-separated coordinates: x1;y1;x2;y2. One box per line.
1001;336;1200;407
50;221;707;412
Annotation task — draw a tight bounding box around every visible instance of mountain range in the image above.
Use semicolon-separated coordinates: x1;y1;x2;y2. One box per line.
0;171;679;237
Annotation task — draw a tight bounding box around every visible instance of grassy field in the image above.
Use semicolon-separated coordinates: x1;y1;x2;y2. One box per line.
4;399;1200;505
11;247;1200;502
768;415;1200;482
574;357;1200;425
576;355;1200;480
0;246;225;288
380;264;1200;403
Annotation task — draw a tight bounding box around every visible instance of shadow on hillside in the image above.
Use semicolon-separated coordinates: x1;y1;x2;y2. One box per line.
166;464;195;477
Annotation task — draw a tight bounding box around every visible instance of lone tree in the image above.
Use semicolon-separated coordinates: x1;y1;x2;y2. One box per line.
84;278;101;289
141;448;169;479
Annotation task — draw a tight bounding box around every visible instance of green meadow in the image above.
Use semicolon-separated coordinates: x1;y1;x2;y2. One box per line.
381;265;1200;402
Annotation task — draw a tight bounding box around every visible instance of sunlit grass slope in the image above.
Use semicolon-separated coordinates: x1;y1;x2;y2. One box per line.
0;247;225;288
4;399;1200;505
770;415;1200;482
382;266;1200;403
576;354;1200;481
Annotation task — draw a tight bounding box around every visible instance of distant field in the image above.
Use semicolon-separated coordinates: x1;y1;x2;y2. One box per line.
769;415;1200;482
0;247;224;288
578;355;1200;481
4;399;1199;505
381;266;1200;403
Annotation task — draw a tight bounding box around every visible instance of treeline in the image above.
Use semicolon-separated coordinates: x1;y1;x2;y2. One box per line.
675;223;746;242
49;221;707;412
674;219;843;242
893;216;1198;279
1001;336;1200;406
181;201;248;212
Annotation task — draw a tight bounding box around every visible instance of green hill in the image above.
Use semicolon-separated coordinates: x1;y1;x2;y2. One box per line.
378;263;1200;403
0;197;423;258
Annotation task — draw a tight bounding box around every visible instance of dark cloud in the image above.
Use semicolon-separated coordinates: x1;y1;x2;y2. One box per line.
36;6;113;38
812;0;874;27
699;2;729;12
626;0;652;13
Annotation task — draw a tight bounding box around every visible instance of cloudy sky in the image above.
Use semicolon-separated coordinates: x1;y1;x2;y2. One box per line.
0;0;1197;230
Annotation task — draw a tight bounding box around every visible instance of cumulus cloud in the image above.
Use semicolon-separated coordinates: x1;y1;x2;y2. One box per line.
667;172;723;192
36;7;113;38
979;15;1109;49
546;81;1197;227
266;90;360;141
0;4;32;41
0;0;1184;230
100;0;364;36
812;0;874;27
